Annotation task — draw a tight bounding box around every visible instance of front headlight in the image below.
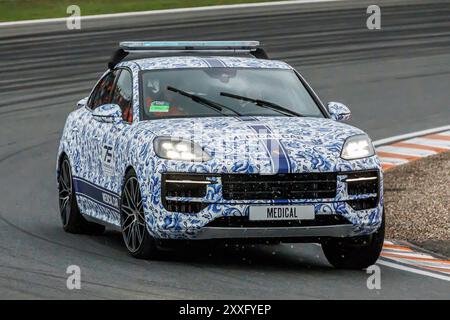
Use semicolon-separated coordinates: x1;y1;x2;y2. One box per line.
154;137;211;162
341;134;375;160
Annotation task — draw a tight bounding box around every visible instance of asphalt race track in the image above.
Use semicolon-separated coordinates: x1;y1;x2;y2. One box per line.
0;0;449;299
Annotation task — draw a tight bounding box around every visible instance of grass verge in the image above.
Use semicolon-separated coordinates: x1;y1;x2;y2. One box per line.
0;0;286;22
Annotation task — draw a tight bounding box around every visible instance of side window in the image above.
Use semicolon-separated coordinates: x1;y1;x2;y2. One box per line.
88;71;117;110
111;69;133;122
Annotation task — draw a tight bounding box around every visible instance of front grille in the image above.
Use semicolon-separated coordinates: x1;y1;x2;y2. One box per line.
221;173;337;200
206;214;350;228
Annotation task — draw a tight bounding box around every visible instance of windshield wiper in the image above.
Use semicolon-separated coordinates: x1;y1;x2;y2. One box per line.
167;86;242;116
220;91;303;117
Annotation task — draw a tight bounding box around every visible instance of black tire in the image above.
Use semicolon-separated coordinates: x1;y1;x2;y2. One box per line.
120;169;158;259
321;211;385;269
58;156;105;234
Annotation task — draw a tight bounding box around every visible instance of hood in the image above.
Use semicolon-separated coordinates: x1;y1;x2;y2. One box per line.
138;116;366;173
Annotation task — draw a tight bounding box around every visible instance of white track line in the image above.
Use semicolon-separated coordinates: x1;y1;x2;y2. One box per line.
0;0;343;27
378;260;450;282
384;257;450;270
373;125;450;146
378;157;409;164
382;246;412;253
406;138;450;148
382;251;436;259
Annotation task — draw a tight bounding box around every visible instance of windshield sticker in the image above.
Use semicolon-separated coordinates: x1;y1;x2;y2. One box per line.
149;101;170;112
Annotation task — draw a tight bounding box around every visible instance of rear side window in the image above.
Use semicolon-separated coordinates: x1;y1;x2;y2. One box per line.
111;69;133;122
88;71;117;110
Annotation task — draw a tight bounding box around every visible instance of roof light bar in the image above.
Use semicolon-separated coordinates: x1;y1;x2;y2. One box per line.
108;41;269;69
120;41;260;51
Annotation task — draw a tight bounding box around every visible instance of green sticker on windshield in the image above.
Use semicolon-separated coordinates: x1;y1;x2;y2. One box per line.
149;101;170;112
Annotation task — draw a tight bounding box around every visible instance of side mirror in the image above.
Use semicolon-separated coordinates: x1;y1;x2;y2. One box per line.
77;97;88;108
327;102;351;121
92;104;123;124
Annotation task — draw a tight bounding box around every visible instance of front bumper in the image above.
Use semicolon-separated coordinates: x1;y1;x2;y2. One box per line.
143;169;384;240
192;224;357;240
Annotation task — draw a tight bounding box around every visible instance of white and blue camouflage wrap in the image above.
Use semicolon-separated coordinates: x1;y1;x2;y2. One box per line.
57;56;383;240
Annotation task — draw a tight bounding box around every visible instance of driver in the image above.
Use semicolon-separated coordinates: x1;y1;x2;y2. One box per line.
145;78;185;117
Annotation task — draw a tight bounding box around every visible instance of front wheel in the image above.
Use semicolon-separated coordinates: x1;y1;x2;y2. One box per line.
120;170;158;259
321;211;385;269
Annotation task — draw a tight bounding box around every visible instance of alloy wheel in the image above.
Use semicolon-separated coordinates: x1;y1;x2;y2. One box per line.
121;176;146;253
58;159;72;226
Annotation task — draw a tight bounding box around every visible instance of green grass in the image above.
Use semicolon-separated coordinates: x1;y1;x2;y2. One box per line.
0;0;286;22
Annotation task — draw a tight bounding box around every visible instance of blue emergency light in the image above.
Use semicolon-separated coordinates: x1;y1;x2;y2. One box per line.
119;41;260;51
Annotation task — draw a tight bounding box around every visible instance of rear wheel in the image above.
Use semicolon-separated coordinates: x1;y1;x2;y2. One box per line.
321;211;385;269
58;156;105;234
120;170;158;259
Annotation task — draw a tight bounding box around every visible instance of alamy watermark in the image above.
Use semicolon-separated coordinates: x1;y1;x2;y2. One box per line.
366;5;381;30
66;5;81;30
66;265;81;290
366;265;381;290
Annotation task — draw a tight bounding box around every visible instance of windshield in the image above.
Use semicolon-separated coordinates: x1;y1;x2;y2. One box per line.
140;68;324;120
